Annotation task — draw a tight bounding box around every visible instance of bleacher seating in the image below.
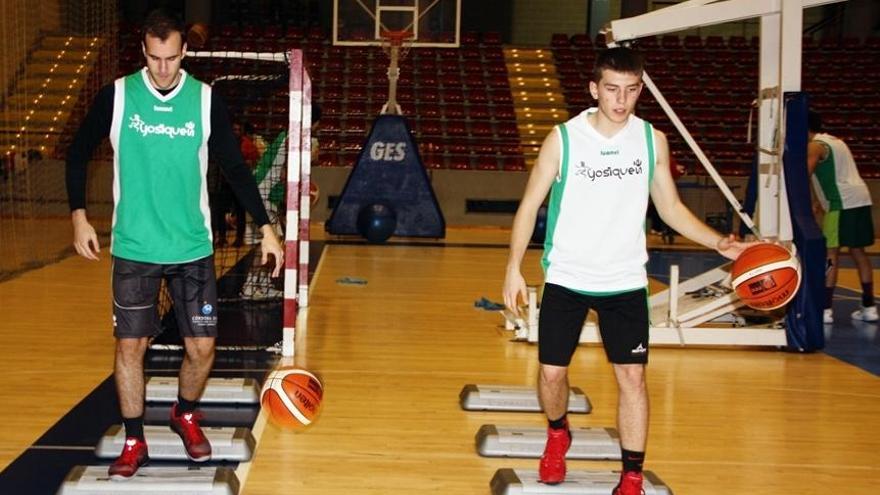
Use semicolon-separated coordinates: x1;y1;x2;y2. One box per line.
550;32;880;177
63;22;878;176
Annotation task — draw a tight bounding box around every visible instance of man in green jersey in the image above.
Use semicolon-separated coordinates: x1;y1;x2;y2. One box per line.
66;9;284;480
807;110;876;324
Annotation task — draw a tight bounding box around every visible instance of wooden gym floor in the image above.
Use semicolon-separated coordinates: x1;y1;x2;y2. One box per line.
0;225;878;494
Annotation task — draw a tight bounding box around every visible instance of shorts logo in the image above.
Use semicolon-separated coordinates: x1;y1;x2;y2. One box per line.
631;343;647;355
201;304;214;315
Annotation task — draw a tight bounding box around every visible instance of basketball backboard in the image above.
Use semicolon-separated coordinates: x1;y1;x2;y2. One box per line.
333;0;461;47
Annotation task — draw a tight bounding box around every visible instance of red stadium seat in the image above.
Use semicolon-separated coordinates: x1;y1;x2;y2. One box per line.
476;155;499;171
449;155;472;170
471;121;494;137
481;32;502;45
661;35;681;50
467;89;490;104
461;31;479;45
444;104;466;119
502;155;527;172
468;104;491;120
551;33;570;47
445;120;468;137
571;34;592;48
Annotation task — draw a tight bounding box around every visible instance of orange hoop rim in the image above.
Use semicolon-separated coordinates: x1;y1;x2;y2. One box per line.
380;29;414;48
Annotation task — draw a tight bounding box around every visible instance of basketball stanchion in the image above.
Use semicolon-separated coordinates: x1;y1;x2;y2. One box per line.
503;263;789;346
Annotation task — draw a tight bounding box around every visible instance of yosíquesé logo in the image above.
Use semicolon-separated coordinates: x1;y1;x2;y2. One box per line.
128;114;196;139
580;158;643;181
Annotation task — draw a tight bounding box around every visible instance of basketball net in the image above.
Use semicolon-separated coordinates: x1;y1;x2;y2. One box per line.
380;30;413;115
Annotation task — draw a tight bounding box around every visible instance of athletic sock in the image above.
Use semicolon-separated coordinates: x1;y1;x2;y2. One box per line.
621;448;645;473
123;416;145;440
824;287;835;309
862;283;874;307
548;414;567;430
177;395;198;414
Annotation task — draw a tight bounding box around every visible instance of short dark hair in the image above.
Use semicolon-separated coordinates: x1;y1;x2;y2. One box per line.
808;110;823;133
592;47;645;82
142;9;185;44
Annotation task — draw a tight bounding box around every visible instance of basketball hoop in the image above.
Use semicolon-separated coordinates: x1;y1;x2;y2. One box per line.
380;29;414;61
379;30;413;116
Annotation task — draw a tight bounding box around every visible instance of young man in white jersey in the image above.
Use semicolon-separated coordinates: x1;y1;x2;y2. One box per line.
807;110;876;323
66;10;284;480
503;47;753;493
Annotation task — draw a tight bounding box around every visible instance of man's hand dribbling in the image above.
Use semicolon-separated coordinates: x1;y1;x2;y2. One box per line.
259;224;285;277
503;267;528;317
72;209;100;260
715;233;761;260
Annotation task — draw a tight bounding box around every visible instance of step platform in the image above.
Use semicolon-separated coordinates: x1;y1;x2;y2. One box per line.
57;466;239;495
146;377;260;404
95;425;255;461
476;425;620;459
144;404;260;427
490;469;673;495
460;384;591;413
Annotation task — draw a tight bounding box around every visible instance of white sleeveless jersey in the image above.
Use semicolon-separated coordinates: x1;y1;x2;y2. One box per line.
811;133;871;211
542;108;655;293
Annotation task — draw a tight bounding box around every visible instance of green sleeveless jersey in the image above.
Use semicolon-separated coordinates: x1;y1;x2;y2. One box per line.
109;68;212;263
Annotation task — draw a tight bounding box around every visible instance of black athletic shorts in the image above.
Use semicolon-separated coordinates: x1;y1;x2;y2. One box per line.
112;255;218;339
538;283;649;366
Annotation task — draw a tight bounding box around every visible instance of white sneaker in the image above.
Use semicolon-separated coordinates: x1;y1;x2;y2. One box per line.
851;305;879;322
823;308;833;324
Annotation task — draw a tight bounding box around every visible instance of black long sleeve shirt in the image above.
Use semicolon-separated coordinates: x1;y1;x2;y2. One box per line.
65;79;271;227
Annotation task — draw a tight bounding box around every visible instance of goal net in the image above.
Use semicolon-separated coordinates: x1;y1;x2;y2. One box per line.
152;48;312;356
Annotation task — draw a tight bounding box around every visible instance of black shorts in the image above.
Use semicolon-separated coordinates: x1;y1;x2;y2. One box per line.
538;283;649;366
112;256;218;339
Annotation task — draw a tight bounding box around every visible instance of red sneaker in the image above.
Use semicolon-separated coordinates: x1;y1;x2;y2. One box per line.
108;436;149;481
169;404;212;462
613;471;645;495
538;421;572;485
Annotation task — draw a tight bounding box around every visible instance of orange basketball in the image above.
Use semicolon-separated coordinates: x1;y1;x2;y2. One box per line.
260;367;323;430
731;243;801;310
187;23;209;49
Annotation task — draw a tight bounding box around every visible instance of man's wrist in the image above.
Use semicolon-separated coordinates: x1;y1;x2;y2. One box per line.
71;209;88;223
